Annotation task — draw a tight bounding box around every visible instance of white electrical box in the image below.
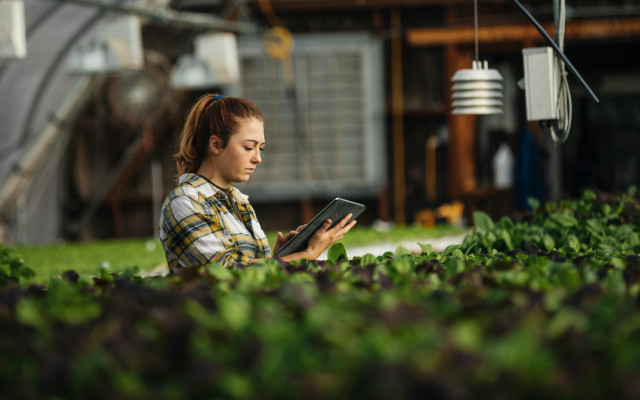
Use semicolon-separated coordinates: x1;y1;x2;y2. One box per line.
522;47;559;121
0;0;27;59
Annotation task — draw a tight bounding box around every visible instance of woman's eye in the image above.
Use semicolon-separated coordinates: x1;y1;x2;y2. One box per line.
244;147;253;151
259;148;265;152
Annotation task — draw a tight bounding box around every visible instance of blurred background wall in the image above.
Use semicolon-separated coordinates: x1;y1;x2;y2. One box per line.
0;0;639;244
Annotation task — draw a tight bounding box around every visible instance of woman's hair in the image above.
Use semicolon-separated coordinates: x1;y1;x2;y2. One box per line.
174;94;264;175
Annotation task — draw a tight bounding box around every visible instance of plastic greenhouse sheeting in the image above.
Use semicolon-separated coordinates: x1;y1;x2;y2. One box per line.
0;0;102;244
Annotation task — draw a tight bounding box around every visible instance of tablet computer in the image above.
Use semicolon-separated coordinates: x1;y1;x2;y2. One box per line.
275;198;365;258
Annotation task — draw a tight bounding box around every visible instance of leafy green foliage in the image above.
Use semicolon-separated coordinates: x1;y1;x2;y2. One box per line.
2;188;640;399
463;187;640;255
16;226;465;285
327;242;348;262
0;243;34;284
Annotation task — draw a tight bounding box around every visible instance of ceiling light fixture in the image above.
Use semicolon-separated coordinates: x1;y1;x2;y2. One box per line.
68;15;144;74
170;32;240;89
0;0;27;60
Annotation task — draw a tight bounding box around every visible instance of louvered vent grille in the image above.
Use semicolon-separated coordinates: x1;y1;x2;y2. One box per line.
234;34;384;200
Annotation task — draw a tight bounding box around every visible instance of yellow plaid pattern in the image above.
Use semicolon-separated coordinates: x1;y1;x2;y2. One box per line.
159;173;271;271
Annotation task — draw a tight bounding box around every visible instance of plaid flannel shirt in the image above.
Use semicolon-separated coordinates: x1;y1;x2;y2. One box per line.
159;173;271;271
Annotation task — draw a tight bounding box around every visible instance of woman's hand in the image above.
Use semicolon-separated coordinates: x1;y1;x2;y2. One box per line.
274;224;306;254
305;214;357;259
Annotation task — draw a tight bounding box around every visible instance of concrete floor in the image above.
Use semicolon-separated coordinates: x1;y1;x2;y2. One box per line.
320;233;468;258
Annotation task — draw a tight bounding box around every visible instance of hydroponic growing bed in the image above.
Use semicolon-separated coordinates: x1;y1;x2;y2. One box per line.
1;188;640;399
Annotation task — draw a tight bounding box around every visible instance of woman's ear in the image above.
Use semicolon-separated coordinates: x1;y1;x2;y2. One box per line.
209;135;223;155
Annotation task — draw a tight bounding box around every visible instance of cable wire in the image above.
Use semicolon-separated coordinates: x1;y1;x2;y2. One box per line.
546;0;573;144
510;0;599;105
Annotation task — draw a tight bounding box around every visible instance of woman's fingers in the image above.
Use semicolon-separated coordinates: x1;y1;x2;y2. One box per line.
328;214;356;233
305;216;357;258
274;229;300;252
323;215;357;242
283;230;298;241
339;219;357;235
274;231;285;252
340;213;354;228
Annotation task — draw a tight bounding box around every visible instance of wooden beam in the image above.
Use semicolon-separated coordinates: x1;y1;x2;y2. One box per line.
391;8;406;225
406;17;640;46
445;46;477;199
265;0;503;11
105;127;160;238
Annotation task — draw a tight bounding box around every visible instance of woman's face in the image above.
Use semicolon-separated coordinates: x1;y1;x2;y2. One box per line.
211;117;265;188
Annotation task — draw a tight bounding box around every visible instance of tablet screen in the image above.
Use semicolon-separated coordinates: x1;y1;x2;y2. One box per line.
275;198;365;258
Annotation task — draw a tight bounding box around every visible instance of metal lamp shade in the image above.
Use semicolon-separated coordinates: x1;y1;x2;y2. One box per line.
451;60;504;115
170;54;218;89
68;15;144;75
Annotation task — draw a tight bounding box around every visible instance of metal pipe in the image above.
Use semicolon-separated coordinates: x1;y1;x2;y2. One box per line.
0;78;94;219
44;0;254;33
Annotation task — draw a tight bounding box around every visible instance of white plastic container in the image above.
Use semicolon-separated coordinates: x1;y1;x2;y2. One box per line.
493;143;514;188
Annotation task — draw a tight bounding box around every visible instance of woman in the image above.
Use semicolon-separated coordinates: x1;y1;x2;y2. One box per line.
159;94;357;272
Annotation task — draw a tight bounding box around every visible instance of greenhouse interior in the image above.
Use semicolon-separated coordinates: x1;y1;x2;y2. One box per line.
1;0;640;398
1;0;638;245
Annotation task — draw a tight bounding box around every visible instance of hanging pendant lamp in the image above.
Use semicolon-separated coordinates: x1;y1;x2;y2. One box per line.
451;0;503;115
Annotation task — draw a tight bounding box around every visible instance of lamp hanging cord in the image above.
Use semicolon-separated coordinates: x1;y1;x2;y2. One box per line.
474;0;479;61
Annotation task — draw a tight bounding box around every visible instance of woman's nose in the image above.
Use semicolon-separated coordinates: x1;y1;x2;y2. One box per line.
253;150;262;164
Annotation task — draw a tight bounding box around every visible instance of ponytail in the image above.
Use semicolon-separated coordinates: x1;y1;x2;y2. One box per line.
174;94;264;175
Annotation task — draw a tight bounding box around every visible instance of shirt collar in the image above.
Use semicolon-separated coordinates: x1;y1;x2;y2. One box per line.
179;173;250;204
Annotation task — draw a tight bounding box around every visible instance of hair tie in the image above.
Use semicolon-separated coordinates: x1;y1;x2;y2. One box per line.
213;94;223;101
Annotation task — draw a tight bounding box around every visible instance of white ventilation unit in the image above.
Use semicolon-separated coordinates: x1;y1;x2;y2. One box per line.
68;15;144;74
0;0;27;59
232;33;385;201
170;32;239;89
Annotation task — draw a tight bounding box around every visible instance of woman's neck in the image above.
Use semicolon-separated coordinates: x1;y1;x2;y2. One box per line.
196;162;230;189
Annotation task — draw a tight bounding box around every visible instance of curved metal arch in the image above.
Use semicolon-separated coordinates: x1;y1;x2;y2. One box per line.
17;9;107;150
0;2;64;158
